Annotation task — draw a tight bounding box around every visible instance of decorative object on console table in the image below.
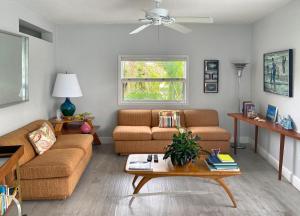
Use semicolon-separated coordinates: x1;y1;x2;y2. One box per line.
278;115;294;130
266;104;278;123
52;73;83;118
204;60;219;93
232;62;249;150
263;49;293;97
49;117;101;145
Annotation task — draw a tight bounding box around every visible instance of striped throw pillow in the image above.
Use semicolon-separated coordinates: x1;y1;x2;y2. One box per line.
158;111;181;128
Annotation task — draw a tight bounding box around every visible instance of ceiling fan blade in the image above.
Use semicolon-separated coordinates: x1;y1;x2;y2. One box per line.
175;17;214;24
165;23;192;34
129;24;152;35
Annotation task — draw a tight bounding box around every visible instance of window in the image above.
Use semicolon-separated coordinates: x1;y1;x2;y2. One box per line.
118;56;188;104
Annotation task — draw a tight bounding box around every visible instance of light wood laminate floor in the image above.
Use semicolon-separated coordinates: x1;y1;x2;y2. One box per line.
10;144;300;216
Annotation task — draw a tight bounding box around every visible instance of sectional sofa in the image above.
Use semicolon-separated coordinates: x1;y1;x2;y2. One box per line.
0;120;93;200
113;109;231;155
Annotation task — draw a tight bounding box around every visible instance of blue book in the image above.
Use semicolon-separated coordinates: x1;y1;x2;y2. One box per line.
213;165;240;170
204;159;240;172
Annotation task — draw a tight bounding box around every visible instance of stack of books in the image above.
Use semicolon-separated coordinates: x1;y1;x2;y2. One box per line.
205;154;240;172
0;185;16;215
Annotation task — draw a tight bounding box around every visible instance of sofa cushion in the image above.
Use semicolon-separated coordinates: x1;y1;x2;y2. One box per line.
113;126;152;141
0;128;36;166
28;122;57;155
52;134;93;154
184;110;219;127
20;148;84;179
188;127;230;141
118;110;151;126
152;110;186;127
151;127;179;140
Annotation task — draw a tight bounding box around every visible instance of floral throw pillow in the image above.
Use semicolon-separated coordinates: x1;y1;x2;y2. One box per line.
28;123;56;155
159;111;181;128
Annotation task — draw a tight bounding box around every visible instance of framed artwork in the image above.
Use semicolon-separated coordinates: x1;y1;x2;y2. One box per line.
204;60;219;93
204;83;218;93
266;104;278;122
263;49;293;97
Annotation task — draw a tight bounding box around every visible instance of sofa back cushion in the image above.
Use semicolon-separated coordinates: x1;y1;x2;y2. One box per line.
0;120;54;166
118;110;151;126
152;110;186;127
184;109;219;127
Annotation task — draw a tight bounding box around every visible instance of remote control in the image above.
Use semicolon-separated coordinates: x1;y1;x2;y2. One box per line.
147;154;152;162
154;154;158;163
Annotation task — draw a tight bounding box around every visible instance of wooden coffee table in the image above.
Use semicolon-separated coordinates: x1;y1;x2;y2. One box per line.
125;154;241;208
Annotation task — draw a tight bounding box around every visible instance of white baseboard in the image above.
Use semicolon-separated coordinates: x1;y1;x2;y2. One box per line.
249;138;300;191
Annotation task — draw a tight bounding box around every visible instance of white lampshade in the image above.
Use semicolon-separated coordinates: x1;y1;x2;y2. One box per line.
52;73;83;98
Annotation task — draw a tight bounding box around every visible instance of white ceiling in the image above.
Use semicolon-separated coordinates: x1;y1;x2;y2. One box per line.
15;0;291;24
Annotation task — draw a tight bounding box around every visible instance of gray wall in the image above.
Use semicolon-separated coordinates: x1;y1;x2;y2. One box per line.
0;0;56;135
252;0;300;189
55;24;252;141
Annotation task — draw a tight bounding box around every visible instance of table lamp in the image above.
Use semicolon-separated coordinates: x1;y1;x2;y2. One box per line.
52;73;82;117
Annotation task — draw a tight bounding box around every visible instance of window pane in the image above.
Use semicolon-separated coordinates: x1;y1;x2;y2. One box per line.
123;81;184;101
122;61;186;78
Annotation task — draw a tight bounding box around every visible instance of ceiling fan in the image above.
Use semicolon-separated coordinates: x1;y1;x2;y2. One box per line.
129;0;213;35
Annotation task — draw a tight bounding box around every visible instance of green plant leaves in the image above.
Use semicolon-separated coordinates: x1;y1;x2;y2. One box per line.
164;129;202;166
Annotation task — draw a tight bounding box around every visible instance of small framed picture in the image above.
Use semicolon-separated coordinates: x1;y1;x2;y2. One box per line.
204;83;218;93
206;61;218;71
212;74;218;80
204;73;211;80
266;104;278;122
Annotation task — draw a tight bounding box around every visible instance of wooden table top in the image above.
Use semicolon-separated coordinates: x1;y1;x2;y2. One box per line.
228;113;300;140
125;154;240;177
49;116;95;124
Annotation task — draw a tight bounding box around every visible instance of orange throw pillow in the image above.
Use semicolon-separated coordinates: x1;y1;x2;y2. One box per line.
28;123;56;155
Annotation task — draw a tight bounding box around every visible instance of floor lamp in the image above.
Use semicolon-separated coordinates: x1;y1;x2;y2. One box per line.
232;63;248;149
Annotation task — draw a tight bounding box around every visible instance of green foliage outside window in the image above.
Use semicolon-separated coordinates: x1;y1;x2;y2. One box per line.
122;60;186;101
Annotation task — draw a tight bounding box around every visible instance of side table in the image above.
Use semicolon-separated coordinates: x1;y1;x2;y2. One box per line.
49;117;101;145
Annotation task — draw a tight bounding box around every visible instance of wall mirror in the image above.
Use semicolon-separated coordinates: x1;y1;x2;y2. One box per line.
0;30;29;108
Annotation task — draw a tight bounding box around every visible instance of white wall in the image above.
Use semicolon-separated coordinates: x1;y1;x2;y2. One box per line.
0;0;56;135
55;24;252;140
252;0;300;189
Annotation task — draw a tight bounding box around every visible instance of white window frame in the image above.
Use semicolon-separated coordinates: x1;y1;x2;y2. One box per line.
118;55;189;105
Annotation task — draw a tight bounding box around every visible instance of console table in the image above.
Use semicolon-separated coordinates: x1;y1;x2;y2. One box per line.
228;113;300;180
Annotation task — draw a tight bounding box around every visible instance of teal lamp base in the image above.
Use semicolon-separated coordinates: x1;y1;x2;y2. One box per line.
60;98;76;116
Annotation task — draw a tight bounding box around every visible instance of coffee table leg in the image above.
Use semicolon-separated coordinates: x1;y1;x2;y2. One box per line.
215;178;237;208
132;175;139;188
129;176;152;206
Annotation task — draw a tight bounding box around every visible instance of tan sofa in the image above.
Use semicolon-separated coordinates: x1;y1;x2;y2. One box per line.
113;109;231;155
0;120;93;200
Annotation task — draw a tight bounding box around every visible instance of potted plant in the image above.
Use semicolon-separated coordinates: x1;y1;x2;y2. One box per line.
163;128;209;166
